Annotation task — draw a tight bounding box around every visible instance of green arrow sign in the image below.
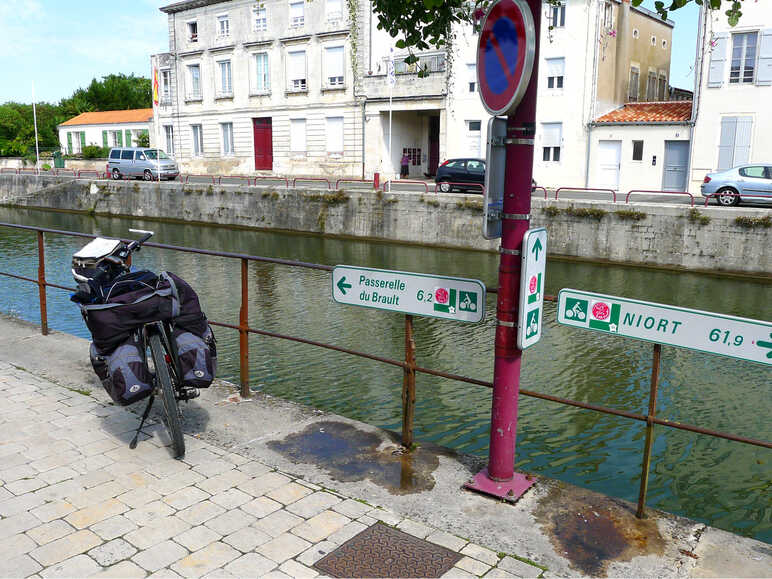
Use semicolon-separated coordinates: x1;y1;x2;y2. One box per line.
336;276;352;295
758;334;772;359
531;237;543;261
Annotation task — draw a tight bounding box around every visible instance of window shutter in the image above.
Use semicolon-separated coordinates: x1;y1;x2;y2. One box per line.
542;123;562;148
326;47;344;80
125;130;132;147
80;132;86;148
717;117;736;170
546;58;565;77
117;131;123;146
102;130;108;148
757;29;772;86
67;132;73;155
707;33;728;88
733;116;753;166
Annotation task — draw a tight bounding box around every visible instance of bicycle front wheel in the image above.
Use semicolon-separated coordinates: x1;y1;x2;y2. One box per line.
149;333;185;459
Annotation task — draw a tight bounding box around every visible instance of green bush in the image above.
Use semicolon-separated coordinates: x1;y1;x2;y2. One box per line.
734;215;771;229
82;145;109;159
135;132;150;147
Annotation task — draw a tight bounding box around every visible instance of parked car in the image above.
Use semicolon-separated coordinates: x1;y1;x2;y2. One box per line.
701;164;772;206
107;147;179;181
435;158;486;193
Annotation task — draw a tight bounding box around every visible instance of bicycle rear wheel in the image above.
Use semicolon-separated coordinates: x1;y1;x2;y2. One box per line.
149;333;185;459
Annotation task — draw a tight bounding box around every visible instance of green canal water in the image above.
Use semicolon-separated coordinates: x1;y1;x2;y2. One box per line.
0;207;770;542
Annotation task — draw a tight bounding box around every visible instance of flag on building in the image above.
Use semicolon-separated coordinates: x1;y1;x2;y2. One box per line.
152;67;159;106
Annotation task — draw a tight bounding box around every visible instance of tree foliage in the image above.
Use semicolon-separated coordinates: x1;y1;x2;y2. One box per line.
371;0;743;56
0;74;151;157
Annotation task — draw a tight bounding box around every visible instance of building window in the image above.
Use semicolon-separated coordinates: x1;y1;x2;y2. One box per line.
290;118;306;152
549;2;565;28
253;6;267;32
218;60;233;97
324;46;345;87
187;21;198;42
466;120;481;158
658;74;667;100
646;71;657;100
651;35;656;46
629;66;639;101
255;52;270;93
287;50;307;92
546;57;564;89
161;70;171;101
164;125;174;156
603;2;613;28
717;116;752;170
730;32;758;84
187;64;201;100
326;117;344;153
662;39;667;49
217;14;230;37
467;63;476;92
403;148;421;166
290;1;305;27
541;122;562;162
327;0;342;22
191;124;203;157
110;130;121;147
632;140;643;161
632;28;639;39
221;122;234;155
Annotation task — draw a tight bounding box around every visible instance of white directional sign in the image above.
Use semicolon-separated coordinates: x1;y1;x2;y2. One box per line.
517;228;547;349
557;289;772;366
332;266;485;323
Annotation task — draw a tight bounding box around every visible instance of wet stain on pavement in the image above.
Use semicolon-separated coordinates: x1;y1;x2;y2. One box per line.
267;421;440;494
534;484;665;576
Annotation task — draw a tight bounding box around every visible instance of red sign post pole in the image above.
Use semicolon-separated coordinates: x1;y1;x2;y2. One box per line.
466;0;540;501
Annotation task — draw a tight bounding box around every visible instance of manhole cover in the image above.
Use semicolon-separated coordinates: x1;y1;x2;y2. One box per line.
314;522;462;578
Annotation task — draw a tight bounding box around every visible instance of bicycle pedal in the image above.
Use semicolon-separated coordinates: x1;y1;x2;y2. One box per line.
178;387;200;401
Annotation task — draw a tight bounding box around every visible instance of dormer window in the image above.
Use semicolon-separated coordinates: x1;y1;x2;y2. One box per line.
253;6;267;32
187;21;198;42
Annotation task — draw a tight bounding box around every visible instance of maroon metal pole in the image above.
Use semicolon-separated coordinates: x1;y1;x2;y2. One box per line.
36;231;48;336
239;258;250;398
466;0;540;501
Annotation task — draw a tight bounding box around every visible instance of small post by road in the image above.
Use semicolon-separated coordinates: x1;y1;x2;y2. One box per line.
402;314;417;448
36;231;48;335
637;343;662;518
465;0;541;501
239;258;250;398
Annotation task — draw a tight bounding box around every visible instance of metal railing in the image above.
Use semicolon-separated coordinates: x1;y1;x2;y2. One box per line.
292;177;331;189
626;189;694;206
434;182;485;194
555;186;617;203
0;221;768;520
384;180;429;194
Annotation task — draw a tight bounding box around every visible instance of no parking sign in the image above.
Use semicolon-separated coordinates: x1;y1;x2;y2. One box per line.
476;0;536;116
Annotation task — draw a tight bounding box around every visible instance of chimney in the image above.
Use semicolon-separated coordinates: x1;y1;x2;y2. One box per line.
614;0;632;104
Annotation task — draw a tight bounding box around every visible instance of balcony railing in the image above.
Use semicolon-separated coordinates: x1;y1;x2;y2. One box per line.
386;53;446;75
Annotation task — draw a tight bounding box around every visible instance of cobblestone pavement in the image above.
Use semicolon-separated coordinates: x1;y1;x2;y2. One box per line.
0;361;544;578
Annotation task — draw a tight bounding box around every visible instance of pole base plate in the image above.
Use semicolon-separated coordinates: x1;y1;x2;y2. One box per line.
464;468;535;503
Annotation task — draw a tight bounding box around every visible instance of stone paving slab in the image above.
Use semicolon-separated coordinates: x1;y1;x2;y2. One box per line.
1;319;769;578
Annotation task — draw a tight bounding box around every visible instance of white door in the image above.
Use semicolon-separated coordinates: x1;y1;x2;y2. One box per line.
597;140;621;190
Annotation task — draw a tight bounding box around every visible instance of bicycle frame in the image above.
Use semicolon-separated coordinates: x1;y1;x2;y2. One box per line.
143;320;183;395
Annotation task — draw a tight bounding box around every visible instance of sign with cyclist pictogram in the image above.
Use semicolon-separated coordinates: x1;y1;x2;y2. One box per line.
332;265;485;323
517;228;547;349
476;0;536;116
557;289;772;366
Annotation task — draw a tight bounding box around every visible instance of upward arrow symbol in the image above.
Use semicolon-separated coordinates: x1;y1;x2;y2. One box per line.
758;333;772;359
531;238;543;261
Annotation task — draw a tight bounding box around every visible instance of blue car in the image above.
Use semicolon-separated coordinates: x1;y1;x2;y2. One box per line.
701;164;772;206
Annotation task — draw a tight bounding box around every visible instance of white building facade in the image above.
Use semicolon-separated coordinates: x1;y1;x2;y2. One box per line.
688;3;772;193
58;110;153;155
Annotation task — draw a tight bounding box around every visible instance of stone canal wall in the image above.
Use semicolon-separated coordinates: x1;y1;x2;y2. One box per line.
1;175;770;276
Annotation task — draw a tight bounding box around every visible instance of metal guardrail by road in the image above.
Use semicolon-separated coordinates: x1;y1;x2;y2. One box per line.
292;177;331;189
555;186;617;203
626;189;694;206
384;180;429;194
434;182;485;194
0;221;768;520
533;186;548;200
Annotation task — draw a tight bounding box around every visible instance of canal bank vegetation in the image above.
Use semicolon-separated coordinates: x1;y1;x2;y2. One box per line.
734;215;771;229
542;205;609;220
687;208;711;226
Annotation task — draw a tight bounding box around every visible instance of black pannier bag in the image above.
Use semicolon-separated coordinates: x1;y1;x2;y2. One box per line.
90;332;153;406
80;271;216;392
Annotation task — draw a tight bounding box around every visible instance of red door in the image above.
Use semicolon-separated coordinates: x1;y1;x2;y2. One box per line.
253;118;273;170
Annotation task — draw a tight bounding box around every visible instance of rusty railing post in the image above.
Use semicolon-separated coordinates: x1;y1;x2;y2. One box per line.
36;230;48;335
402;314;416;448
239;258;250;398
637;342;662;518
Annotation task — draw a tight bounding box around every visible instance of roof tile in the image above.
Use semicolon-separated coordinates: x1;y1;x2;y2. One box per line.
595;101;692;124
59;109;154;127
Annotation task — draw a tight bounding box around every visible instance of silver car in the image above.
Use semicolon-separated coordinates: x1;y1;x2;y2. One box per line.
701;164;772;206
107;147;180;181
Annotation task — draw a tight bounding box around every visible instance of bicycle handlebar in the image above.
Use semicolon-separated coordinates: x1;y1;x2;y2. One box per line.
125;229;154;254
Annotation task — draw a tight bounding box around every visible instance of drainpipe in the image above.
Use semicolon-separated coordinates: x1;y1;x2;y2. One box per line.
361;98;367;179
584;123;592;188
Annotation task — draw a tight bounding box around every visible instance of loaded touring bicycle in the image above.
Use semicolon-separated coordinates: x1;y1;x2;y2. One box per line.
71;229;216;458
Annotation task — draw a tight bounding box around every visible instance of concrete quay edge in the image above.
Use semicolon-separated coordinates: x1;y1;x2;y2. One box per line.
0;313;769;578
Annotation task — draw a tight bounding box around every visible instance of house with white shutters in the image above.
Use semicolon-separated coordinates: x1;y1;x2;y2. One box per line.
57;110;154;155
688;2;771;193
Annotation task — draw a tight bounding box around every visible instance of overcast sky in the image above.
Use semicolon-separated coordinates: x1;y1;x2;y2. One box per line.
0;0;700;105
